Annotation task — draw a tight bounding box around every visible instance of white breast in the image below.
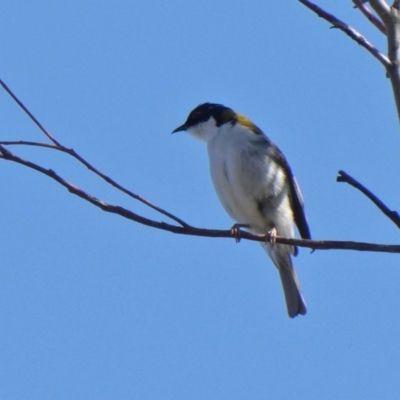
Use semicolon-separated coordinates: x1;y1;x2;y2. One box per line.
188;119;295;238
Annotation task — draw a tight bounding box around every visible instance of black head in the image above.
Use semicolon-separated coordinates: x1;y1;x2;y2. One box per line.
172;103;236;133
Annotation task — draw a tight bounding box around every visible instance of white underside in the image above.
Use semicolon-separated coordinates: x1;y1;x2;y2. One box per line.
186;117;306;317
206;122;295;241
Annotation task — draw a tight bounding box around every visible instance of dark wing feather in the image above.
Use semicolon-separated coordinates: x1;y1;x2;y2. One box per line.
287;175;311;240
264;141;311;240
247;128;311;241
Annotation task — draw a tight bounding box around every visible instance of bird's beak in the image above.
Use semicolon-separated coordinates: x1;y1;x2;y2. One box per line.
171;123;187;134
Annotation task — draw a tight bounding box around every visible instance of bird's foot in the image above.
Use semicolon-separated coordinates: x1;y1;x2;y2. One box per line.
266;227;278;247
230;223;249;243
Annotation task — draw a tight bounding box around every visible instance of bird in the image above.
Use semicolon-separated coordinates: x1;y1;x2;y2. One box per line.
172;103;311;318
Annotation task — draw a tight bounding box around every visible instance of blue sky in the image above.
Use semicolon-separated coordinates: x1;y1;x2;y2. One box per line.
1;1;400;399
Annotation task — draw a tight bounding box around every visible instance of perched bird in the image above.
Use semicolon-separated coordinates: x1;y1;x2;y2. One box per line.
172;103;311;318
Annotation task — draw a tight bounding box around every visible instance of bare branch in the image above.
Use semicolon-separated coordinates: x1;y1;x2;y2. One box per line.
0;79;191;227
337;170;400;229
369;0;392;15
298;0;391;68
300;0;400;127
1;145;399;254
0;79;61;146
1;81;399;256
369;0;400;125
0;140;60;150
0;140;189;227
353;0;387;34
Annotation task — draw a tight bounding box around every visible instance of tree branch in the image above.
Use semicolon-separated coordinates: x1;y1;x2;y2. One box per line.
299;0;400;127
2;77;400;255
1;145;399;254
0;80;190;229
353;0;387;34
369;0;400;126
369;0;392;15
0;79;61;146
298;0;391;68
337;170;400;229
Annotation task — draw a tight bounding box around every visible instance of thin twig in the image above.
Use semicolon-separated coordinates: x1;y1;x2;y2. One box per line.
353;0;387;34
298;0;392;68
337;170;400;229
0;107;190;228
1;146;399;254
0;140;190;228
0;140;190;227
0;79;61;146
0;141;59;150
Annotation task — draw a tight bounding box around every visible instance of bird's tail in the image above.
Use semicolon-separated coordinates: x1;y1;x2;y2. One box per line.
262;243;307;318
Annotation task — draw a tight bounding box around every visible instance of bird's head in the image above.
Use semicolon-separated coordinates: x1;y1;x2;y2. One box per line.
172;103;236;141
172;102;264;141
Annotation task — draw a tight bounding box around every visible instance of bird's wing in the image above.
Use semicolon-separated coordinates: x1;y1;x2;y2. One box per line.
266;142;311;240
288;175;311;240
253;133;311;241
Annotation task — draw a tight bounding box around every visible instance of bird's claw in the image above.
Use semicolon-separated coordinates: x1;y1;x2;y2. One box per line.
231;223;249;243
266;227;278;247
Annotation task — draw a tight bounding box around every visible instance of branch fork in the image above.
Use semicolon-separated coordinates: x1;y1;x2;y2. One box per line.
1;63;400;255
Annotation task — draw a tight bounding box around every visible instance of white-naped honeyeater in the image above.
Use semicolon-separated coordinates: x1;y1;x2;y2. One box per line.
172;103;311;318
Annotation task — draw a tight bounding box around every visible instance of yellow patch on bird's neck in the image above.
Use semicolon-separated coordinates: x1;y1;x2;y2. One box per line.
236;113;262;135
